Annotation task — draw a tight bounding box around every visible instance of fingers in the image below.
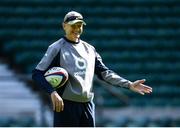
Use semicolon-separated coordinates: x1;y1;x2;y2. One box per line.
52;98;55;111
55;100;64;112
61;101;64;111
137;79;146;84
133;79;146;87
134;87;145;95
137;79;153;92
131;79;153;95
141;84;153;93
138;87;150;95
51;91;64;112
140;85;152;94
139;91;145;95
142;88;151;94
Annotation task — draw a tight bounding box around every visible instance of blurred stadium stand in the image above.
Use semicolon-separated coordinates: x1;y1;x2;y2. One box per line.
0;0;180;126
0;61;52;126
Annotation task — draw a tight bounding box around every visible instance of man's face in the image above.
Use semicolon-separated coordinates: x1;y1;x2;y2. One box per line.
63;22;84;42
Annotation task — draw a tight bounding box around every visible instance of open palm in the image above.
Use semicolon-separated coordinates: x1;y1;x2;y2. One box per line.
129;79;152;95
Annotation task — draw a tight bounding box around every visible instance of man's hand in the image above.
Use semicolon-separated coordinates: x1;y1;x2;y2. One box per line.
129;79;152;95
51;91;64;112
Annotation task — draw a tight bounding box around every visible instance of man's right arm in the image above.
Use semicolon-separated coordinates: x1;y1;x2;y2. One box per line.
32;43;60;94
32;42;65;112
32;69;55;94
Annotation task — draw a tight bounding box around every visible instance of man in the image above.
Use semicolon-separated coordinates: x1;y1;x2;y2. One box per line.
32;11;152;127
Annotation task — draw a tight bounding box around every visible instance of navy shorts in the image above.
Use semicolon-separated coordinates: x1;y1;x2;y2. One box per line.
53;99;95;127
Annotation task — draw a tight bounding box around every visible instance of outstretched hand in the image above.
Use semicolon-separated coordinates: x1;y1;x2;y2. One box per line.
129;79;152;95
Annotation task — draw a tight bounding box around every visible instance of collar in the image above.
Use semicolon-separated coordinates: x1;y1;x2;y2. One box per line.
63;36;80;44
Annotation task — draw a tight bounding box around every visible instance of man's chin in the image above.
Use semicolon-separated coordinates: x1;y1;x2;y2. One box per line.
74;35;80;39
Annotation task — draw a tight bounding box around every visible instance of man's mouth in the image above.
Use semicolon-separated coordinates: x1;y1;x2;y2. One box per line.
73;32;80;36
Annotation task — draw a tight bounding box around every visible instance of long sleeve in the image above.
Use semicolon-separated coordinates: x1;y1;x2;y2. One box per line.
32;69;55;94
94;52;131;89
32;41;61;94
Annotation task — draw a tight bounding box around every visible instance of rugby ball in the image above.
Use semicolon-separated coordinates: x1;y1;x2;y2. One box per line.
44;67;68;89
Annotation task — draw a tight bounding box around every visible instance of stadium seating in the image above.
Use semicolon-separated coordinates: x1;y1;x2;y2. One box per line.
0;62;45;126
0;0;180;126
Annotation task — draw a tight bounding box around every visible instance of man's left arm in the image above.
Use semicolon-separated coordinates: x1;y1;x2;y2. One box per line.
94;52;152;95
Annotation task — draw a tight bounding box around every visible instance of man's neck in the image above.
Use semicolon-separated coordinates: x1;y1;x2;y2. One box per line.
64;36;79;44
